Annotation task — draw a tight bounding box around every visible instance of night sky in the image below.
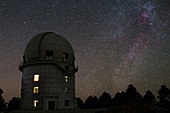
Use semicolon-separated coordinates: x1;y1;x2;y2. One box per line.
0;0;169;102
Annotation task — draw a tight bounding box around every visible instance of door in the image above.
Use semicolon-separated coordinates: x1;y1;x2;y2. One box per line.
48;101;55;110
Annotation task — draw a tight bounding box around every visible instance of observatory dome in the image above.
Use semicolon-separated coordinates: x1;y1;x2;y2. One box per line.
19;32;78;110
23;32;74;63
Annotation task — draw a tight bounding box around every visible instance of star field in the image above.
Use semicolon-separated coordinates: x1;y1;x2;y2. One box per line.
0;0;169;102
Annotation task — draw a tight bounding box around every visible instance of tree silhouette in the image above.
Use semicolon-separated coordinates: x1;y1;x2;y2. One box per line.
0;89;2;94
114;92;121;105
157;85;170;103
135;92;142;103
0;88;7;112
93;96;100;108
77;98;83;108
84;95;93;108
8;97;20;110
99;92;112;107
84;96;99;109
113;91;127;105
126;84;142;103
143;90;155;104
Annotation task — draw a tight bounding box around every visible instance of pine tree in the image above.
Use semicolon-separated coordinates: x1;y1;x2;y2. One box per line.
125;84;142;103
0;88;7;112
157;85;170;103
143;90;155;104
8;97;20;110
99;92;112;107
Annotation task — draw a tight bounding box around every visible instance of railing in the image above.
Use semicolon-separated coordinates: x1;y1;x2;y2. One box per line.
19;60;79;73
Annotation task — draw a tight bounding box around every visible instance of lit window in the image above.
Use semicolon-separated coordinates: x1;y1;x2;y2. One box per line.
34;74;39;82
34;87;39;93
65;100;70;106
33;100;38;107
64;87;69;94
65;76;69;83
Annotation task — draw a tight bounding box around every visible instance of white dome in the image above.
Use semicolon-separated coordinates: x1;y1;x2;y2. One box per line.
24;32;74;63
19;32;78;110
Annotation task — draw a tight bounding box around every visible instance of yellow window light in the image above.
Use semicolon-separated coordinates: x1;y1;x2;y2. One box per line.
33;87;39;93
34;74;39;82
33;100;38;107
65;76;69;83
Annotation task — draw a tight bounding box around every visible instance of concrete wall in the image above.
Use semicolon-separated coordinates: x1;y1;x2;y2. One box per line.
21;64;77;110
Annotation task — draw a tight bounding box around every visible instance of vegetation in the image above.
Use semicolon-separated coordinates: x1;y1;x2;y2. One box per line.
79;84;170;113
0;84;170;113
143;90;155;103
0;88;7;112
157;85;170;104
8;97;20;110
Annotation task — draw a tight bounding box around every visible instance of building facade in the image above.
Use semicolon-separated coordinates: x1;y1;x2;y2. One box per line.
19;32;78;110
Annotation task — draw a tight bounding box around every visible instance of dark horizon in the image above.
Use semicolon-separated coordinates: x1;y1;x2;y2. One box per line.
1;84;170;113
0;83;169;103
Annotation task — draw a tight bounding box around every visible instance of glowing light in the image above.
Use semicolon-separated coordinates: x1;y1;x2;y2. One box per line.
34;74;39;82
65;76;69;83
64;87;69;94
128;37;148;61
33;87;39;93
141;12;148;18
33;100;38;107
138;11;148;25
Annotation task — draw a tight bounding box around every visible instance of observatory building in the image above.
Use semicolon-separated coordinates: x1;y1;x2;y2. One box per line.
19;32;78;110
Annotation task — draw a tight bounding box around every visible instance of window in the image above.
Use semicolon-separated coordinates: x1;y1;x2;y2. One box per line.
33;100;38;107
65;66;69;71
65;76;69;83
34;74;39;82
63;53;69;62
65;100;70;106
64;87;69;94
46;51;53;60
33;86;39;93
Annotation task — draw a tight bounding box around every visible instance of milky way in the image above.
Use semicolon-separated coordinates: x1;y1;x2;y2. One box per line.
0;0;169;102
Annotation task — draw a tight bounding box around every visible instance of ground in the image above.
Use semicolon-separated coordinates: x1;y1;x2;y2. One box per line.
7;109;105;113
6;105;170;113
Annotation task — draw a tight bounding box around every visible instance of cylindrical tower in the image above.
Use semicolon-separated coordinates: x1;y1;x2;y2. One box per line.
19;32;78;110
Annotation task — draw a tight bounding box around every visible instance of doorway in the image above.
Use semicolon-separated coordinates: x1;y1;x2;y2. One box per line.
48;101;55;110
